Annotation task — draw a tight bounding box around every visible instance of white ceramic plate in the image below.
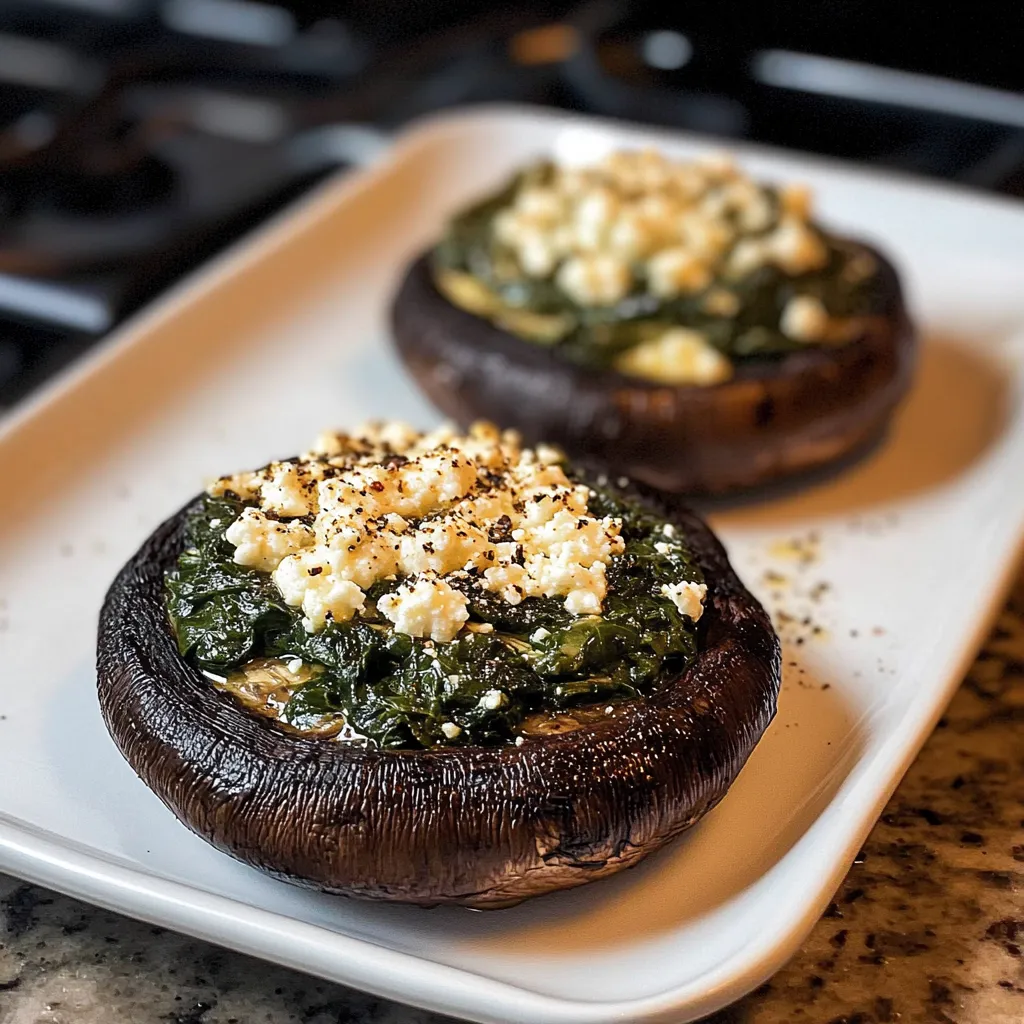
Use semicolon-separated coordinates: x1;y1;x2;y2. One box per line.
1;107;1022;1024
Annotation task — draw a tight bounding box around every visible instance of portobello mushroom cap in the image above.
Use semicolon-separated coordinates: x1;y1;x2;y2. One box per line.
97;485;780;908
391;250;916;494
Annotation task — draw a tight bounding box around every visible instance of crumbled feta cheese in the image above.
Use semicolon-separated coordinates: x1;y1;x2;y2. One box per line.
678;212;733;261
727;237;768;277
470;148;825;329
285;657;303;674
764;217;828;275
225;508;313;572
736;191;773;232
780;295;830;343
517;229;560;277
615;328;733;386
261;462;315;518
565;588;602;615
531;627;551;642
479;689;509;710
377;575;470;643
662;523;676;537
572;186;621;250
607;208;655;260
515;185;565;223
654;542;672;555
208;471;262;501
606;148;677;193
515;735;525;746
556;254;631;306
273;556;366;631
661;581;708;621
215;422;629;641
534;442;564;464
646;247;711;298
441;722;462;740
698;188;729;220
702;288;740;317
779;183;812;219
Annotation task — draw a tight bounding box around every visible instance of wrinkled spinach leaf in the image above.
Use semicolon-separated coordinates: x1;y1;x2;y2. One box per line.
166;486;703;749
433;164;889;367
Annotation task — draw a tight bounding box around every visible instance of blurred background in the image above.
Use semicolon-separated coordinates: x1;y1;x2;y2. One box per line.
0;0;1021;411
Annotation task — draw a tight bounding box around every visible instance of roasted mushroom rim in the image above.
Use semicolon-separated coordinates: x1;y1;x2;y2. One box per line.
431;149;894;386
156;422;724;750
97;437;780;905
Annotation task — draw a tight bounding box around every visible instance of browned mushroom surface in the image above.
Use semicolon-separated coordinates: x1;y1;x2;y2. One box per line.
393;252;914;494
97;462;779;907
391;150;916;494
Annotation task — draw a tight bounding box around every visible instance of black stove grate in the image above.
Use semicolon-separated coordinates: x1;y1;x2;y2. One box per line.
0;0;1020;408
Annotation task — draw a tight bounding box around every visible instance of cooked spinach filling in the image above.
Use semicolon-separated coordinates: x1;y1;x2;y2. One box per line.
431;162;889;369
165;484;705;750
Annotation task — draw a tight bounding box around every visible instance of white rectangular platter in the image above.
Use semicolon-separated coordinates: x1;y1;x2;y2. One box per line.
1;106;1023;1024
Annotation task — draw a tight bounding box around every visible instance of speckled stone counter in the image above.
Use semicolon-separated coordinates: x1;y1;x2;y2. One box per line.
2;573;1022;1024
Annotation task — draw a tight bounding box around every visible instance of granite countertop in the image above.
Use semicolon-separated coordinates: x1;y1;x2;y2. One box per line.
2;574;1022;1024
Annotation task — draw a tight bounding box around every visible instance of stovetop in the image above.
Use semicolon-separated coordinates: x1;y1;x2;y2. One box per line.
1;0;1022;409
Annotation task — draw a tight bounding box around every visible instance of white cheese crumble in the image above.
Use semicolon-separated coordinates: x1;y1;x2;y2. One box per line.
210;421;712;642
646;247;711;298
224;508;313;572
661;581;708;621
273;557;366;631
615;328;733;386
479;689;509;710
377;575;469;644
780;294;830;343
491;149;828;303
555;253;631;306
441;722;462;739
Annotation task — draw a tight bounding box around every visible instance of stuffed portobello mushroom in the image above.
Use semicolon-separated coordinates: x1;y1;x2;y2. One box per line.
392;149;916;494
97;421;780;907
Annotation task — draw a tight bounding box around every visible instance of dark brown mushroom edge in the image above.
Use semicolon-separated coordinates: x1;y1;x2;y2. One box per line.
392;149;916;494
97;424;780;908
